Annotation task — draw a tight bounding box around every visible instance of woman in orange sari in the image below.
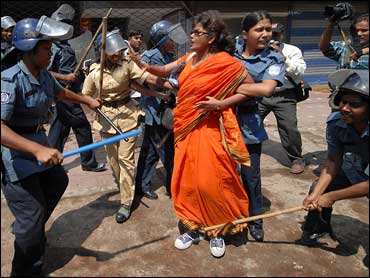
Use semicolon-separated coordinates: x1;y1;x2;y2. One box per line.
129;10;254;258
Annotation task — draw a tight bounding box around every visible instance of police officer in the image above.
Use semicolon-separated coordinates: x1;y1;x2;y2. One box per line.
1;16;17;71
47;3;106;172
82;30;172;223
300;69;369;246
135;20;186;199
1;17;100;276
195;11;285;242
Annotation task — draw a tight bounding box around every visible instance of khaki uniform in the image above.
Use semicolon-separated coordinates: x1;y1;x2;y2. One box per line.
82;56;148;206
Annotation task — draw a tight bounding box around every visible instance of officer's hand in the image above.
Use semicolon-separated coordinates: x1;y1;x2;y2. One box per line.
303;193;320;211
86;96;102;110
66;73;78;83
35;146;64;166
158;93;171;102
194;96;223;111
350;51;360;61
317;193;335;209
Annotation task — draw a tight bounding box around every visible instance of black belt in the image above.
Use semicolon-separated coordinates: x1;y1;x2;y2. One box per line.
102;97;130;108
9;125;44;134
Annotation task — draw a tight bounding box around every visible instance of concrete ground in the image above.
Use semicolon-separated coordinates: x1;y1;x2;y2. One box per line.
1;91;369;277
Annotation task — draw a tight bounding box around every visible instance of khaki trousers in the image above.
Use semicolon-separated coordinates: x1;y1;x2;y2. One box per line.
101;132;137;207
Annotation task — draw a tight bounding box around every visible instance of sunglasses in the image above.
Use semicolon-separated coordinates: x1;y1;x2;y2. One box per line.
340;99;366;108
190;30;210;37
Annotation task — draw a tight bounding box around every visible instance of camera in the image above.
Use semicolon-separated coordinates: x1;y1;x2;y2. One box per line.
324;2;353;22
268;40;280;50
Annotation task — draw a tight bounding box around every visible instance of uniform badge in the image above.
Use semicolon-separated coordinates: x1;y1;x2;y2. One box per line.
1;91;11;103
268;64;282;76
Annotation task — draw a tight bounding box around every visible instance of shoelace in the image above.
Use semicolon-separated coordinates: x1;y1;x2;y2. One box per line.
211;238;224;248
179;233;194;243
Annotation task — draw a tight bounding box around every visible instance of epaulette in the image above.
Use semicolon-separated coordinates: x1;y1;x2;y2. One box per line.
141;49;158;60
1;65;20;82
326;111;342;123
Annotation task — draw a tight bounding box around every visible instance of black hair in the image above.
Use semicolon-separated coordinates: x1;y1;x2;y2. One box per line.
128;29;143;37
242;10;272;32
193;10;234;54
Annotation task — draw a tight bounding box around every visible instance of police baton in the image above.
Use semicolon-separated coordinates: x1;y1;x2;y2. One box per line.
38;128;142;165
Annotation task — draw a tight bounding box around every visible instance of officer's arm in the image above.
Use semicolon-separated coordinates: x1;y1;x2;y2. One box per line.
57;88;101;110
144;73;173;91
50;71;77;83
320;21;336;53
130;81;170;101
303;153;342;210
236;79;278;97
1;120;63;165
321;179;369;205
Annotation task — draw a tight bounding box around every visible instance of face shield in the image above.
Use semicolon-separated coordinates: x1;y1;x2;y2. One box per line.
36;15;74;41
51;4;75;22
105;30;128;55
1;16;16;30
167;23;188;45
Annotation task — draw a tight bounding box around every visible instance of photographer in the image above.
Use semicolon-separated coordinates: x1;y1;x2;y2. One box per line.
259;23;307;174
320;4;368;69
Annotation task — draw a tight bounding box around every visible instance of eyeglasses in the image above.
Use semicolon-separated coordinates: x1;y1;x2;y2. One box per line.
340;99;366;108
190;30;209;37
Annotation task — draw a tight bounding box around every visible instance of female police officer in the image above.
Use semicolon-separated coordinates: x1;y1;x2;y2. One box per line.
1;17;100;276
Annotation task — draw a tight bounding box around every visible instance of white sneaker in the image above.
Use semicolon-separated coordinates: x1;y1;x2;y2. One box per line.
174;230;203;250
209;237;225;258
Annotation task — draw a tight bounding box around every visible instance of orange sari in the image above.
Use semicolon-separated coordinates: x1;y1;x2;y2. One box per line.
172;51;250;233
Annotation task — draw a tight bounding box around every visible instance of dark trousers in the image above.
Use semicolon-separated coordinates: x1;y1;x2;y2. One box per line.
135;124;174;195
303;175;352;234
240;143;263;227
259;90;303;163
1;166;69;276
48;101;98;168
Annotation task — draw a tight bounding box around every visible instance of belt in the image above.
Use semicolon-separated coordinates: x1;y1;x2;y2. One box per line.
236;105;258;114
102;97;131;108
9;124;44;134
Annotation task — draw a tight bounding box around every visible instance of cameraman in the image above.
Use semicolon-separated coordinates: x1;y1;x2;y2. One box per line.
320;11;368;69
259;23;307;174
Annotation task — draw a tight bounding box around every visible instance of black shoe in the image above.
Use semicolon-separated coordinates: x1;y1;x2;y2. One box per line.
143;190;158;200
115;205;130;223
299;230;332;246
81;162;106;172
249;225;264;242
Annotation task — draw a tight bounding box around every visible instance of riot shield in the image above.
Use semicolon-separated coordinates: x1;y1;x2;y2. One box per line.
68;30;96;63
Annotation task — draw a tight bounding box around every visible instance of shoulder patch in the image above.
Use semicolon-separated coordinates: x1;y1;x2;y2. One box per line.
268;64;282;76
1;91;11;103
327;111;342;123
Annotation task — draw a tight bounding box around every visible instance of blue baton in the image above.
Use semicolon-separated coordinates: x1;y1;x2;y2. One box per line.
38;128;142;165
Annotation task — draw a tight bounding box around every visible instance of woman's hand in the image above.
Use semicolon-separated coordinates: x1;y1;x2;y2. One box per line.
194;96;222;111
127;44;144;69
34;146;64;166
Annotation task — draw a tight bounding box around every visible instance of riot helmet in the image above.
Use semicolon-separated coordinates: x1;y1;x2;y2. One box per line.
12;16;73;52
1;16;16;30
95;30;128;56
329;69;369;105
149;20;188;48
51;4;75;23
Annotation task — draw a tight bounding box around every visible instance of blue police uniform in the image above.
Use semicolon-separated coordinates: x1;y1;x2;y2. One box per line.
47;41;101;169
135;47;174;195
1;61;69;275
234;41;285;230
303;112;369;234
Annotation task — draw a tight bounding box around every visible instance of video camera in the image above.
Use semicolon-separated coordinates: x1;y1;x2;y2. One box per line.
324;2;353;22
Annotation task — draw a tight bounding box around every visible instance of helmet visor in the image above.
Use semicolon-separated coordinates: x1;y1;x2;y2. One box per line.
1;16;16;30
105;30;128;55
168;23;188;45
51;4;75;22
36;15;74;41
